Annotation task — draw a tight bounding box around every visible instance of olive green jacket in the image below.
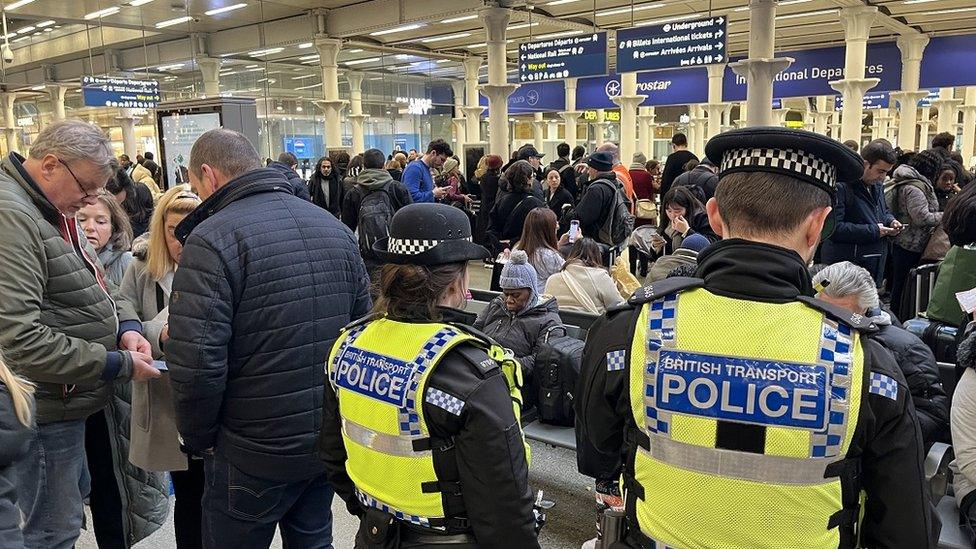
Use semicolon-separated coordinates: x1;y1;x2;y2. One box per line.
0;153;140;423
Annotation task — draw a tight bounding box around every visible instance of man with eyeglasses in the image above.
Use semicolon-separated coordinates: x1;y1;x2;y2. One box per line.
0;119;161;549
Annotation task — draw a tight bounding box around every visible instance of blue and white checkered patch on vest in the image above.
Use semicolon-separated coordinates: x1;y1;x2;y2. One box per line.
868;372;899;401
607;349;627;372
425;387;465;416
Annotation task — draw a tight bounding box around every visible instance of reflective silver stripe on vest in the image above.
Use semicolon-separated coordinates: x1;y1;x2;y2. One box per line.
644;294;678;437
356;489;437;528
342;417;431;458
642;434;839;485
809;319;854;458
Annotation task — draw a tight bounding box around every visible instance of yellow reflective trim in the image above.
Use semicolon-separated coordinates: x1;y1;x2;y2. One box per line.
342;417;430;458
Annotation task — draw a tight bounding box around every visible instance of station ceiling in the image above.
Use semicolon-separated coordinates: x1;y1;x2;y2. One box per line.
0;0;973;93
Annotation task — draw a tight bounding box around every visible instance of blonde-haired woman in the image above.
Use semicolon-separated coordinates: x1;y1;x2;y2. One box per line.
0;356;33;547
77;190;133;285
119;185;204;549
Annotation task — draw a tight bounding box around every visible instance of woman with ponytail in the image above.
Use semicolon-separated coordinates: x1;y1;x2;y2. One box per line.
0;356;33;547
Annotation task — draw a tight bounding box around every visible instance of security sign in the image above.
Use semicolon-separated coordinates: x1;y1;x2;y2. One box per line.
654;350;830;431
334;347;416;407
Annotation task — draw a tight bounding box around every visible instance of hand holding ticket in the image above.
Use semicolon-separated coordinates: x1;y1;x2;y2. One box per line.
955;287;976;314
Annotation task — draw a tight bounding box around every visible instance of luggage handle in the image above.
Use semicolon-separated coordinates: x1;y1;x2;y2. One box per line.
544;326;568;344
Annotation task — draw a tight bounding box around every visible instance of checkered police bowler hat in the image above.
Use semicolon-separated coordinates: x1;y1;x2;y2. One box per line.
372;203;490;266
705;127;864;197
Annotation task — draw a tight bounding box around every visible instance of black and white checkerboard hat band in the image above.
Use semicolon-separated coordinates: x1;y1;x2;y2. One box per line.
388;236;474;256
720;147;838;192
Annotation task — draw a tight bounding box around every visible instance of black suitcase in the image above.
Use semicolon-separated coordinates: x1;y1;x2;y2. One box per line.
535;330;584;426
898;263;940;321
904;317;959;364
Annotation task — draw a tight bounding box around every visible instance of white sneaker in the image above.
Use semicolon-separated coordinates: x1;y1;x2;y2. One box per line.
581;537;598;549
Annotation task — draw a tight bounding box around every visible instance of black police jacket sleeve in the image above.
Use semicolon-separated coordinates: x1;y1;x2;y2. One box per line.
576;306;636;479
318;378;361;517
858;337;939;549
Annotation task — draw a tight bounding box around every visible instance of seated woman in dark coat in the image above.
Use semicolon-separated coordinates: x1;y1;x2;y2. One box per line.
649;185;719;258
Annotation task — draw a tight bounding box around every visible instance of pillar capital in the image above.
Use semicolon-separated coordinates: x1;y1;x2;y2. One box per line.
479;83;518;102
461;106;486;118
314;99;348;114
345;71;365;91
705;64;727;79
479;7;511;44
46;84;68;121
348;113;368;122
838;5;878;41
729;57;793;126
559;111;582;121
829;77;881;97
889;90;929;108
896;34;930;63
313;37;343;67
610;95;646;109
450;80;464;101
462;57;483;81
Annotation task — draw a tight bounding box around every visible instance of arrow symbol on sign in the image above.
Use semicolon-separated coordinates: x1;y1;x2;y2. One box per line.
521;54;525;60
717;17;724;24
716;29;724;38
716;42;724;50
521;64;526;70
716;54;723;62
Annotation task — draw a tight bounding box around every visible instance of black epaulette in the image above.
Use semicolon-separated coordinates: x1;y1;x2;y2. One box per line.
627;277;705;306
447;322;501;348
450;339;501;379
341;313;383;332
796;295;878;333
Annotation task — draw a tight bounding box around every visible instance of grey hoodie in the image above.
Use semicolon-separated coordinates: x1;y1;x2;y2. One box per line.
340;168;413;232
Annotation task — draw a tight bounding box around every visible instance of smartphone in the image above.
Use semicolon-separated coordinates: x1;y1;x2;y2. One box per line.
568;220;580;243
153;360;168;372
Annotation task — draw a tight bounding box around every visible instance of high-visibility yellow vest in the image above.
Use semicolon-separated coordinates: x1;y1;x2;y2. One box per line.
327;316;525;528
626;288;865;549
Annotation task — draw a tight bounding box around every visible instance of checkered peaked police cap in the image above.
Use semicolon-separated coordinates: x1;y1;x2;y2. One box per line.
704;127;865;197
372;203;490;266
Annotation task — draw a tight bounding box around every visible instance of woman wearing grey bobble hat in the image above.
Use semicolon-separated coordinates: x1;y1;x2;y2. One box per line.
319;203;540;548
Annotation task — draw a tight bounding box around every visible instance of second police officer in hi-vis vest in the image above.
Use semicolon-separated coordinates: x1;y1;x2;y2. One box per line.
318;203;542;548
578;128;938;549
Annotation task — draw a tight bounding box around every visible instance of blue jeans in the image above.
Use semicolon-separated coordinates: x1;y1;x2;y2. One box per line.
15;418;88;549
203;453;334;549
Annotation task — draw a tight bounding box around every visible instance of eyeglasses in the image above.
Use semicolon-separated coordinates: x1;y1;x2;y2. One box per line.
58;158;102;198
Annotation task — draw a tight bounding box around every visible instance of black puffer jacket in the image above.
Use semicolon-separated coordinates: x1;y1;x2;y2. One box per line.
267;161;311;201
673;164;719;201
868;308;950;450
168;168;372;482
0;384;30;549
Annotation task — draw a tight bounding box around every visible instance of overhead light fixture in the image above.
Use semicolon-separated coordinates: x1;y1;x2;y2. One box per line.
369;23;424;36
436;59;450;63
440;14;478;23
17;25;34;33
248;47;283;56
776;9;838;20
298;54;319;61
929;6;976;13
466;43;486;49
508;23;533;30
157;63;185;71
535;30;583;39
780;0;814;4
156;15;193;28
422;32;471;43
301;59;319;64
297;42;312;48
598;4;665;16
205;3;247;16
344;57;380;65
12;35;30;42
3;0;36;11
295;83;321;90
347;48;363;53
546;0;584;5
129;0;155;5
903;0;940;3
84;7;120;20
43;28;52;32
291;74;315;80
637;13;699;26
30;85;45;90
36;20;55;28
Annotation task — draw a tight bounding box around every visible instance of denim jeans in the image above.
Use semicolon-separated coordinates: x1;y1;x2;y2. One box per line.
15;418;88;549
203;453;334;549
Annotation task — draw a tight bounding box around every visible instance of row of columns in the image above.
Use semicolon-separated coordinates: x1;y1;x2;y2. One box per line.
0;85;70;156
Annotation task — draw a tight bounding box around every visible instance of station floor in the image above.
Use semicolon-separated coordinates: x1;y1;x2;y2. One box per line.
77;263;598;548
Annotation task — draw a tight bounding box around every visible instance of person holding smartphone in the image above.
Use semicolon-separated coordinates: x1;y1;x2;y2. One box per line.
651;186;719;258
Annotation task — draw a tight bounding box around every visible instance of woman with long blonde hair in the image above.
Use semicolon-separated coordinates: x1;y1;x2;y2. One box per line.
0;355;33;546
119;185;203;548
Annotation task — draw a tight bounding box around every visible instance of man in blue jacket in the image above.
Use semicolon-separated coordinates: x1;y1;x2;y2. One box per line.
167;128;372;548
402;138;452;203
821;139;903;285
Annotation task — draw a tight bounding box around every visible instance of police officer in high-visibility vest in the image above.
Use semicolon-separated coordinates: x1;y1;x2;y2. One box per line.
578;128;938;548
318;203;540;548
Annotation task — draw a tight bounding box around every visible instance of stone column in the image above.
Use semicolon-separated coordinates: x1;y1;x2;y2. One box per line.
452;118;467;152
611;72;646;165
547;120;559;140
772;108;790;126
450;80;467;151
314;37;348;150
960;87;976;165
829;109;842;139
532;112;545;150
116;108;139;158
479;7;518;157
735;102;748;128
594;109;609;143
871;108;894;141
461;57;485;142
560;77;582;147
689;104;706;155
197;57;221;98
1;93;18;155
918;106;934;148
889;34;929;150
932;87;962;135
829;6;880;143
812;97;832;135
704;64;728;140
729;0;793;126
47;85;67;122
638;106;656;159
346;71;368;154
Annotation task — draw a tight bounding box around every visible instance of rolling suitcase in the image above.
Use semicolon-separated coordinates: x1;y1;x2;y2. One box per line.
904;317;959;364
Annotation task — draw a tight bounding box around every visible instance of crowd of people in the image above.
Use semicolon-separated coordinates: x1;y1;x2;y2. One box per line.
0;116;974;549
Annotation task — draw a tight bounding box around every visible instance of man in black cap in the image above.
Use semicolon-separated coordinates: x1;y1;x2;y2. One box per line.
574;151;619;245
577;127;937;548
517;144;546;198
318;203;541;548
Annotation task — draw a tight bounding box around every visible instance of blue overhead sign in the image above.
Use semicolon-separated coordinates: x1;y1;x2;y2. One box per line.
576;69;709;109
617;16;726;73
921;35;976;89
82;76;160;108
835;92;890;111
722;42;901;101
518;32;607;82
478;80;566;114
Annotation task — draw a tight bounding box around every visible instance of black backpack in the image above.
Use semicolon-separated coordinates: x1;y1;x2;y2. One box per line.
357;182;396;260
535;328;585;426
593;177;635;248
